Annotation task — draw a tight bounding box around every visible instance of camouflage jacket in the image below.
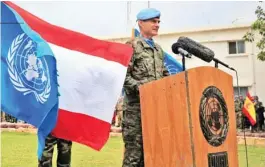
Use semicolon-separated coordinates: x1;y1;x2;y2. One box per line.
235;99;244;112
123;37;169;104
255;101;263;110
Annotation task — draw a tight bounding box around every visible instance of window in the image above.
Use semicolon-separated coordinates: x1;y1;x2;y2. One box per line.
233;86;248;98
228;41;245;54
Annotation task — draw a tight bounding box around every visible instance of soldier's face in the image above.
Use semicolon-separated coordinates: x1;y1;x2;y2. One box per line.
139;18;160;37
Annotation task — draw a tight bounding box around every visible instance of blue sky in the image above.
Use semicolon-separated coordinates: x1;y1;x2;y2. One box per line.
14;1;265;38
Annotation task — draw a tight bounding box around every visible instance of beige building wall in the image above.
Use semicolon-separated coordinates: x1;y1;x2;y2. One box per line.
106;24;265;103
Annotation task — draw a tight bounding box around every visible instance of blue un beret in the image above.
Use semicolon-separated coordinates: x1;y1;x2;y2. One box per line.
136;8;161;21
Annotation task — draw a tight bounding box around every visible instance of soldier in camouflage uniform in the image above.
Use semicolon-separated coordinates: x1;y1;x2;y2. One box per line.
235;96;244;130
5;113;17;123
254;96;265;131
234;96;240;128
38;133;72;167
122;8;169;167
115;97;124;127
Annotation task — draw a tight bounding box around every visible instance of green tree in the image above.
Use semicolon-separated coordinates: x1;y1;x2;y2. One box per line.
243;2;265;61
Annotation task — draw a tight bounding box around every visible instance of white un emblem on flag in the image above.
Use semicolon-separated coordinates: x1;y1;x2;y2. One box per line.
6;33;51;104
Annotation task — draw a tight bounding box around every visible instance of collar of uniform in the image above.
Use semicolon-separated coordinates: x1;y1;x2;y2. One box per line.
143;38;155;47
138;37;158;49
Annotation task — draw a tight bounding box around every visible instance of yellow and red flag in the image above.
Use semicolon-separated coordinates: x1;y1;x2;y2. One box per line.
242;92;256;125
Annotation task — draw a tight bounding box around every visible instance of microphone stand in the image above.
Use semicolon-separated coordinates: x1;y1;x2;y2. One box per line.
181;53;186;71
215;60;219;68
213;57;235;71
177;48;192;71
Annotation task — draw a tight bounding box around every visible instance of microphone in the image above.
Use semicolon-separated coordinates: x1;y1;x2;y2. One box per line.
171;36;236;72
172;42;192;58
172;36;214;62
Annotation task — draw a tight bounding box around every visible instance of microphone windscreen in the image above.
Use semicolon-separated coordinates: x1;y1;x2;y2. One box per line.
177;37;214;62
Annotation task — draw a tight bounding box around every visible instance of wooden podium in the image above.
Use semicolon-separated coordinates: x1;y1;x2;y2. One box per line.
139;66;238;167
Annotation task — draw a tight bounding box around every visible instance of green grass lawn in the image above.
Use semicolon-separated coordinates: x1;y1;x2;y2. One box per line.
1;131;264;167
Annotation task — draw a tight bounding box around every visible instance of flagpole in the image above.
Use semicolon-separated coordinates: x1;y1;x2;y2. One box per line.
127;1;130;22
127;1;135;39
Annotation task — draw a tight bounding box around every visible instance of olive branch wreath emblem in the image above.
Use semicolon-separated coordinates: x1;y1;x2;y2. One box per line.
6;33;51;104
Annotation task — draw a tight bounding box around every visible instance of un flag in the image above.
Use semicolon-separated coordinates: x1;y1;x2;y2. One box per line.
1;2;59;159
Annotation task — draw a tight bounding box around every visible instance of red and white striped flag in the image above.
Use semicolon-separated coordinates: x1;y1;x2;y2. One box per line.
5;1;132;151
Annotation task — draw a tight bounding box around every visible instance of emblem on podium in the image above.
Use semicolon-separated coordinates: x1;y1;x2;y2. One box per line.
199;86;229;147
